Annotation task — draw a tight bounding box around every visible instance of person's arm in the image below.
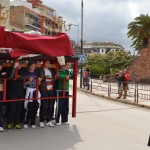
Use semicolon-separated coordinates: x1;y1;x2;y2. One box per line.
24;77;33;86
0;70;7;78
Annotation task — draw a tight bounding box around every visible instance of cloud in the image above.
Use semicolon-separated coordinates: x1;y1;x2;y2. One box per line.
10;0;150;52
44;0;134;50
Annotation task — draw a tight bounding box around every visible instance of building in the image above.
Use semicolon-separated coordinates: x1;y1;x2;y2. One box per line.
76;41;125;56
9;0;62;35
10;1;40;32
0;0;10;29
27;0;61;35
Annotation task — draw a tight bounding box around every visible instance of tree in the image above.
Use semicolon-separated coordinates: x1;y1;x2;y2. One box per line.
127;14;150;50
105;50;133;73
85;51;133;78
85;54;110;77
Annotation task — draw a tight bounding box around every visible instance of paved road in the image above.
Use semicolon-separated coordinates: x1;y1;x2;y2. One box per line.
0;90;150;150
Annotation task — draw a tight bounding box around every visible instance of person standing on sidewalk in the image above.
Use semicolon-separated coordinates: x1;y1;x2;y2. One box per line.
55;64;73;125
83;68;90;90
7;61;24;130
115;71;121;94
39;60;55;128
0;62;7;131
24;62;41;129
116;71;127;99
124;69;130;90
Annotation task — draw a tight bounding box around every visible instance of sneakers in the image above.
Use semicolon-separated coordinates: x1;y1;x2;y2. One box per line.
39;122;45;128
24;124;36;129
15;124;22;130
116;97;121;99
56;122;61;126
51;119;56;124
0;127;4;132
31;125;36;129
24;124;28;129
7;123;13;129
62;122;69;125
46;121;55;127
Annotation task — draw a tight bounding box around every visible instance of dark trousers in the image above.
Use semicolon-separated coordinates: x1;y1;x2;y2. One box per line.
0;91;3;127
24;101;39;125
7;90;24;124
55;91;69;123
40;90;54;123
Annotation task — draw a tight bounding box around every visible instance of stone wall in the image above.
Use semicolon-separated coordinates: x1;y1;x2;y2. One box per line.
129;45;150;83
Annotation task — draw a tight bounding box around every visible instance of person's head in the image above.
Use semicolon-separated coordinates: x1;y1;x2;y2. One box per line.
66;63;71;69
61;64;68;70
119;70;123;76
124;69;128;74
28;62;36;72
14;61;21;69
0;62;3;71
43;60;50;69
86;68;89;72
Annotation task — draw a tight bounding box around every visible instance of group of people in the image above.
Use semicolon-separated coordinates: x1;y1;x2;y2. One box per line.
0;60;73;132
116;69;130;99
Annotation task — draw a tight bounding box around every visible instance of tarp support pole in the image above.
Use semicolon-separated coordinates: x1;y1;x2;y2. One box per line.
72;60;78;117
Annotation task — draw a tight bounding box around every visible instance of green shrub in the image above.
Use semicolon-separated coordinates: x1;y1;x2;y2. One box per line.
88;64;110;78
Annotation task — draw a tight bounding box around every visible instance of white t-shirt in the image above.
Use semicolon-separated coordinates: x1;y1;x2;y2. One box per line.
44;68;52;90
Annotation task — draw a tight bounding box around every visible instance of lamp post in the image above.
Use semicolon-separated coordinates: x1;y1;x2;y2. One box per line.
80;0;83;88
68;23;79;56
0;4;9;26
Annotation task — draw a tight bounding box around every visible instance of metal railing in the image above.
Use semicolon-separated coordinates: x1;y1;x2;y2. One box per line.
83;77;150;104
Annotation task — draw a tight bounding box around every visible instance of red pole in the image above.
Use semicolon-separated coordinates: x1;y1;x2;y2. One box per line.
55;62;59;78
72;60;78;117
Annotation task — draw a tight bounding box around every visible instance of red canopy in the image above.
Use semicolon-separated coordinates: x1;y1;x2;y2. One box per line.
0;26;73;58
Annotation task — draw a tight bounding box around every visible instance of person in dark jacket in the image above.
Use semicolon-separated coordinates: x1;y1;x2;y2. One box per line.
7;61;24;129
116;71;127;99
39;60;55;127
0;62;7;131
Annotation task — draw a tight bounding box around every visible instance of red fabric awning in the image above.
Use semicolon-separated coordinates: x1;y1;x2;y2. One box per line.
0;26;73;58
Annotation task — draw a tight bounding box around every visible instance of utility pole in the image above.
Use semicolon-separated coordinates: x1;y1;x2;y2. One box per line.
80;0;83;88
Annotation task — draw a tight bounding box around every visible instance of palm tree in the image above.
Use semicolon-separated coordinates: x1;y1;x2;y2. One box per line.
127;14;150;50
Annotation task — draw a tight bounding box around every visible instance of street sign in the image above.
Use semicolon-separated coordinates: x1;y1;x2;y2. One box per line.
78;55;86;63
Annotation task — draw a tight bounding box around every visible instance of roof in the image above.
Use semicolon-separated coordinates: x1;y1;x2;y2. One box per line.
0;26;73;58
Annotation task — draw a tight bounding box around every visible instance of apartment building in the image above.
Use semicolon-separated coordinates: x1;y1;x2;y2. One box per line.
76;41;125;56
9;0;62;35
0;0;10;29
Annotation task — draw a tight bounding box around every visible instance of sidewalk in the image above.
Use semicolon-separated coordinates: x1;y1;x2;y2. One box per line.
71;75;150;109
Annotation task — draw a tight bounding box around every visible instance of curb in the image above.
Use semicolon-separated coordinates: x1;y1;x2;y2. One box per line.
77;87;150;110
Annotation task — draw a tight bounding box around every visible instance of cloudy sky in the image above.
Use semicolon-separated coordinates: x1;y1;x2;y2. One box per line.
42;0;150;53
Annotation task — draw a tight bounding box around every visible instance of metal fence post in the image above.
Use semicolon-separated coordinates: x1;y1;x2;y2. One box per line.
137;83;138;103
90;78;92;92
134;82;137;103
108;80;110;97
109;80;111;97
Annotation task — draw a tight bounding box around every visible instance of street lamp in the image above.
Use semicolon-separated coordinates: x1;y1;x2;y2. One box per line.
80;0;83;88
0;5;9;26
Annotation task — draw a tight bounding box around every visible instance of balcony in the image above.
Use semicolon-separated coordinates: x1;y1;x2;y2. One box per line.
25;19;40;30
43;23;53;31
